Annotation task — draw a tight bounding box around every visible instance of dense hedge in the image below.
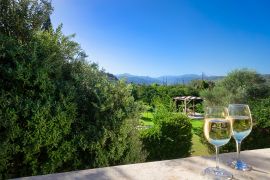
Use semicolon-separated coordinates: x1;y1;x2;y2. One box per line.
140;113;192;161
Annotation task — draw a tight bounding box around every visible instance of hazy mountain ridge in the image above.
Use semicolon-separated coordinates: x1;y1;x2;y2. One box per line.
116;73;224;85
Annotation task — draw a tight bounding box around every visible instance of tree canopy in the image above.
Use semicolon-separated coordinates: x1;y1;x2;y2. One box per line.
200;69;270;106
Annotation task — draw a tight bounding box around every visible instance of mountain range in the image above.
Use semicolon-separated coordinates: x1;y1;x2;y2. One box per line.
116;73;223;85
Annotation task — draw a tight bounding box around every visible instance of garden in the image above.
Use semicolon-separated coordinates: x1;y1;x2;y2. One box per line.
1;0;270;179
140;112;209;156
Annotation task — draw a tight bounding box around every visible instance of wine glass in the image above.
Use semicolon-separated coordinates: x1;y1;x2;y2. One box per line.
203;106;233;179
228;104;252;171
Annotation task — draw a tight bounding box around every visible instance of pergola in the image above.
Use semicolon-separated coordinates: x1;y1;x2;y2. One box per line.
173;96;203;115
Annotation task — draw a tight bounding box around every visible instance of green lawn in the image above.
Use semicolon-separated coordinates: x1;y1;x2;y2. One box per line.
140;112;154;126
190;119;204;129
140;112;210;156
190;120;210;156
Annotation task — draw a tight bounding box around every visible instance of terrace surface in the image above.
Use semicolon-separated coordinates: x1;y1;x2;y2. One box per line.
16;148;270;180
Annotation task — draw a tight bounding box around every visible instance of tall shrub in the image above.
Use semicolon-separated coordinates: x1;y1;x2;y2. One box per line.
141;113;192;161
0;0;146;178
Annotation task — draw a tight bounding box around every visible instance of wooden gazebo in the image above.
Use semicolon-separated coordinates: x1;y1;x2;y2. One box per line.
173;96;203;115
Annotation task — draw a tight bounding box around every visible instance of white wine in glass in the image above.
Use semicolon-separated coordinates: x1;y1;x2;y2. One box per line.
204;119;232;147
228;104;252;171
203;107;233;179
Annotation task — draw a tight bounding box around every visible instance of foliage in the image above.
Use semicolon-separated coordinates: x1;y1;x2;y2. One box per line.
70;68;147;169
201;69;270;106
249;98;270;128
200;86;230;106
132;83;200;106
189;80;215;90
135;81;201;160
200;125;270;154
0;0;53;41
140;112;192;161
0;26;76;178
0;0;146;178
230;98;270;151
131;81;206;118
150;95;177;124
199;70;270;153
195;103;204;114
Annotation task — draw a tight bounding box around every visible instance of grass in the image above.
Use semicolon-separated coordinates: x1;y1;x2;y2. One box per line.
140;112;210;156
190;119;204;129
190;120;210;156
140;112;154;126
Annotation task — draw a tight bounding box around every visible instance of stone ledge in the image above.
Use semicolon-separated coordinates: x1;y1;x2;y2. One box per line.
15;148;270;180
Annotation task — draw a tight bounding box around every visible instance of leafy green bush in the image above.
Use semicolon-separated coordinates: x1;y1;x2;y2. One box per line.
140;127;161;160
250;98;270;128
0;0;146;178
0;27;77;178
195;103;204;114
140;113;192;161
70;68;147;169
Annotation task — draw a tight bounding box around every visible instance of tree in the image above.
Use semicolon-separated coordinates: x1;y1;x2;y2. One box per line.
0;0;146;178
201;69;269;106
189;80;214;90
0;0;53;41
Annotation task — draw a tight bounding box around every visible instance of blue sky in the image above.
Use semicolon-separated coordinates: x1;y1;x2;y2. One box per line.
51;0;270;77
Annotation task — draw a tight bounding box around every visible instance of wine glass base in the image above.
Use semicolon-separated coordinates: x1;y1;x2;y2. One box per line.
203;167;233;179
228;160;252;171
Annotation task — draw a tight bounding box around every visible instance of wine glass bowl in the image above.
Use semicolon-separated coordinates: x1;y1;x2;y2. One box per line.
204;118;232;148
228;104;253;171
203;107;233;179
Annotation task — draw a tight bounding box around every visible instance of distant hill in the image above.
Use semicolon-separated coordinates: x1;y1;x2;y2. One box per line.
116;73;162;84
116;73;223;85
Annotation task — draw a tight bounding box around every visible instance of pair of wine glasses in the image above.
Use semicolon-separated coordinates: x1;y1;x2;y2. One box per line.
203;104;252;179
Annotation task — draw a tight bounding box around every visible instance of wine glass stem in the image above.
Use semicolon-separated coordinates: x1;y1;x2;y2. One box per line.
236;140;241;161
215;146;219;170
